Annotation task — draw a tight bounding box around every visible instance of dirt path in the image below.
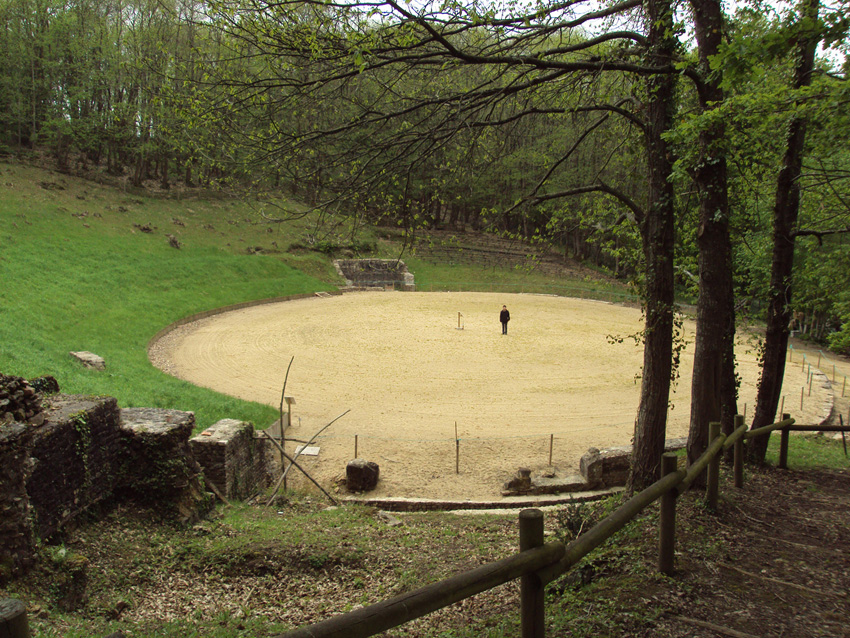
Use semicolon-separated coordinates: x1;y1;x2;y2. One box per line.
150;292;832;500
650;466;850;638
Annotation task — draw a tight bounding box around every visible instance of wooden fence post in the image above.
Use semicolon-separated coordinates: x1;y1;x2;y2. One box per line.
779;413;791;469
658;453;678;576
706;421;721;509
733;414;744;489
519;509;545;638
0;599;31;638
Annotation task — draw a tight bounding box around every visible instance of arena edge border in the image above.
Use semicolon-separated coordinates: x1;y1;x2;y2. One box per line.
342;487;625;512
146;290;343;361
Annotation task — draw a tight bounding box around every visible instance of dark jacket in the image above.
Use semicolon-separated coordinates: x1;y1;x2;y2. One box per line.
500;309;510;324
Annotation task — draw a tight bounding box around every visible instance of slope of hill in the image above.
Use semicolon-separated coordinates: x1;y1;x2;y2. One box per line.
0;161;338;428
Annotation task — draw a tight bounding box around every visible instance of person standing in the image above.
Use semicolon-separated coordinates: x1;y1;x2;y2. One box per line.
500;305;510;334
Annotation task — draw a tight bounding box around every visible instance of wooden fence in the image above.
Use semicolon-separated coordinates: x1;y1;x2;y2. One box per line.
273;413;841;638
1;413;847;638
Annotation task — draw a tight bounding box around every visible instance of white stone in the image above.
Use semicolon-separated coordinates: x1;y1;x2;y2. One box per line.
69;351;105;370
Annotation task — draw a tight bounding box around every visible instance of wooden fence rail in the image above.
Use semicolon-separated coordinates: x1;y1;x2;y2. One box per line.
3;412;849;638
273;412;818;638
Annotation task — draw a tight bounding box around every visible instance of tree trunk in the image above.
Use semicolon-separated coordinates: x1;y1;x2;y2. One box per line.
750;0;820;462
628;0;678;492
686;0;738;477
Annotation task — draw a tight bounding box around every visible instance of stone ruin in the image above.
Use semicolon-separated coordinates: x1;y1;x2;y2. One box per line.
334;259;415;291
501;438;688;497
0;375;283;582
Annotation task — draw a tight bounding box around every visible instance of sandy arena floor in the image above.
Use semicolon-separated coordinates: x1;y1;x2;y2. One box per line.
150;292;831;500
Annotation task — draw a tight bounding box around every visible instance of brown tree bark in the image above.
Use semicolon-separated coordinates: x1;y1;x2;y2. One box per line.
686;0;738;475
749;0;820;462
628;0;678;492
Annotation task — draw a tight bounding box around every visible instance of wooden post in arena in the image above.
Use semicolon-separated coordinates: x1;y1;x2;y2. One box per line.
455;422;460;474
0;599;30;638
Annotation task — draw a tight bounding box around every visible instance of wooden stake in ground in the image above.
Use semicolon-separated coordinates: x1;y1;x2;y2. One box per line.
260;430;339;505
265;410;350;505
455;422;460;474
278;356;295;491
0;599;30;638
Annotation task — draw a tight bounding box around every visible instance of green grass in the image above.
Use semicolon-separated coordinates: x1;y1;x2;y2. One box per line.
764;432;850;469
0;162;339;428
403;257;635;301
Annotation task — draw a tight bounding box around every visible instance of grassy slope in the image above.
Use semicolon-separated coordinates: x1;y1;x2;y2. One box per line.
0;162;338;428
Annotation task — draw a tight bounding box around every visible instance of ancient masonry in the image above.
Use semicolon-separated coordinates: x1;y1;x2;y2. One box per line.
0;375;280;579
334;259;415;291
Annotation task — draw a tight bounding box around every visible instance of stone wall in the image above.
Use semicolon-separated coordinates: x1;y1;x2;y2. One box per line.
0;378;214;580
26;396;125;541
334;259;415;291
0;423;35;579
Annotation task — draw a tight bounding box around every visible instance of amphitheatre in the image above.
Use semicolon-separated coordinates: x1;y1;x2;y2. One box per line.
151;290;827;501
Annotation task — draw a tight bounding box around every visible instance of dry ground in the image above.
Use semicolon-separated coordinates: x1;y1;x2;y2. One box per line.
150;292;833;500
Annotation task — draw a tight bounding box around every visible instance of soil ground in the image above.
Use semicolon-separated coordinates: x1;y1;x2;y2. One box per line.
150;291;833;500
4;465;848;637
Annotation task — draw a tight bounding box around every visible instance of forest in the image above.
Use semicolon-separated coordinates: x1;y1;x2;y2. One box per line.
1;0;848;487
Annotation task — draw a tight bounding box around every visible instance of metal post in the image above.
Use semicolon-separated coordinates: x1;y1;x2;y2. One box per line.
733;414;744;489
519;509;545;638
779;413;790;469
706;421;721;509
658;453;678;576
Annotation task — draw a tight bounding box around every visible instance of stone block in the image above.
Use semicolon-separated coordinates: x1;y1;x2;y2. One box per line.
334;259;415;290
69;351;105;370
580;438;688;488
501;467;532;495
119;407;211;523
190;419;262;500
346;458;380;491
